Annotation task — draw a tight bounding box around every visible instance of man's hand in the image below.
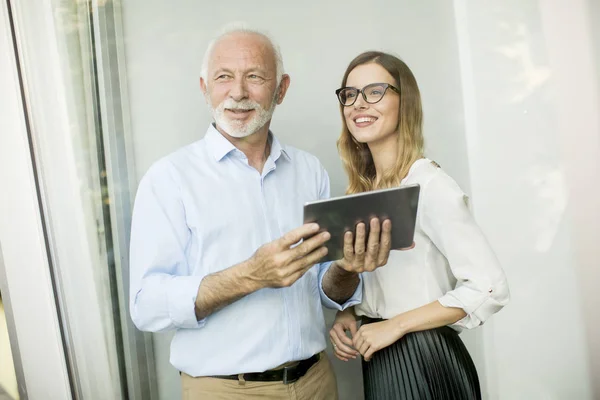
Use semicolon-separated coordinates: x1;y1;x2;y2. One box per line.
194;223;330;320
320;218;415;306
330;308;359;361
335;218;394;273
246;223;330;289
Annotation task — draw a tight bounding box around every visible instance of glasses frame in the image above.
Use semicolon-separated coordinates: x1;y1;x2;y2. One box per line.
335;82;401;106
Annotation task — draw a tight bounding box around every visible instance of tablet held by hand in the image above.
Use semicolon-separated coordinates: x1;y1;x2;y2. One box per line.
303;184;420;262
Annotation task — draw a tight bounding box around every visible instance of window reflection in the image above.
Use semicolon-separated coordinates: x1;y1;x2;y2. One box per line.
3;0;599;399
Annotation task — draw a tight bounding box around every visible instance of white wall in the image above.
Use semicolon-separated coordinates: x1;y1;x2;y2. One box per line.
121;0;471;196
590;0;600;98
120;1;470;399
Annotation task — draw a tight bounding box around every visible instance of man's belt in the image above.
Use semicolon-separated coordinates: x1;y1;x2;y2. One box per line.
211;353;320;384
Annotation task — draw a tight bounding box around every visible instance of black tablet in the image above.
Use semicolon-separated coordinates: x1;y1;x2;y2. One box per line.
303;184;420;262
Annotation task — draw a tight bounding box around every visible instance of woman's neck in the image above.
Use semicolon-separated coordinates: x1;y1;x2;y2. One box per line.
368;134;399;184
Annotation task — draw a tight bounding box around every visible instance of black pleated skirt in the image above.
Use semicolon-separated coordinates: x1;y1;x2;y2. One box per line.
361;318;481;400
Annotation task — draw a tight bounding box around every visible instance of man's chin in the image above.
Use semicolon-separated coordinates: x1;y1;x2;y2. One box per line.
218;123;253;138
228;130;253;139
215;113;272;138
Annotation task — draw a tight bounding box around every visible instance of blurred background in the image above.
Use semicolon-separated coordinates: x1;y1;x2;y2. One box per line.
1;0;599;399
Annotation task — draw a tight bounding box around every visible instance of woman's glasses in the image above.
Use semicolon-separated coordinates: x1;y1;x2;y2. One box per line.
335;82;400;107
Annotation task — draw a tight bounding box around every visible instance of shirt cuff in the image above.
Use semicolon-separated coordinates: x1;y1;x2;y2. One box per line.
318;261;363;310
438;279;509;330
166;275;207;328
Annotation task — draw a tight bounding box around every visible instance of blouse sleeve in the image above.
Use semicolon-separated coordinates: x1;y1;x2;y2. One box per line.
420;169;510;329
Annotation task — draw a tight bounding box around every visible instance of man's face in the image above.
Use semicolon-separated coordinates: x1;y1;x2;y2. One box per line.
201;32;287;138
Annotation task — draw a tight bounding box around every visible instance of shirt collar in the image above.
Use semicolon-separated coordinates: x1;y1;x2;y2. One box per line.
205;123;292;162
205;124;237;161
270;133;292;162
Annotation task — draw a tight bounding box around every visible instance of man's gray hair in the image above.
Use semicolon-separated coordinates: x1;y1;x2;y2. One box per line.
200;22;285;86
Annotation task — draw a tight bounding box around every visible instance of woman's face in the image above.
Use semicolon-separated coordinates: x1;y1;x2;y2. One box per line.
343;63;400;146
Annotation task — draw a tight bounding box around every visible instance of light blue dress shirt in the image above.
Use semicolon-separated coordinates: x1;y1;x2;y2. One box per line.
129;124;362;377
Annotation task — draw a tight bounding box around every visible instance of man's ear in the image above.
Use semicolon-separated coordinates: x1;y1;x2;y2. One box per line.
200;77;209;103
276;74;291;105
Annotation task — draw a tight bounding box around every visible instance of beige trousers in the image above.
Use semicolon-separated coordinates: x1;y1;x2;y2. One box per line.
181;353;338;400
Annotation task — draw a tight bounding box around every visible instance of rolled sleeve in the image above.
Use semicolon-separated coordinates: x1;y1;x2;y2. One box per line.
130;161;207;332
422;170;510;329
438;276;510;329
318;261;363;310
166;275;207;328
132;274;206;331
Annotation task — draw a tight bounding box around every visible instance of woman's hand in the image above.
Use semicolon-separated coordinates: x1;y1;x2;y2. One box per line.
353;302;467;361
329;308;359;361
353;319;405;362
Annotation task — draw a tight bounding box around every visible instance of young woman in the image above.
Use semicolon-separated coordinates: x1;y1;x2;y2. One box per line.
329;51;510;399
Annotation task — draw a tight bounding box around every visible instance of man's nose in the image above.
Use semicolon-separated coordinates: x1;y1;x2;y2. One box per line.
229;77;248;101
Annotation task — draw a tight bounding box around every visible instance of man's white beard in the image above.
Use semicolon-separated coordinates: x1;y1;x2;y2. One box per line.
211;96;277;138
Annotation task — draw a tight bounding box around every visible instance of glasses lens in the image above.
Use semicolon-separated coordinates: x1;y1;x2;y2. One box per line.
338;88;358;105
364;84;387;103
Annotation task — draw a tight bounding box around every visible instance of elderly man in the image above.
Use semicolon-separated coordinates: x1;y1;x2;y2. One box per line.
129;25;392;399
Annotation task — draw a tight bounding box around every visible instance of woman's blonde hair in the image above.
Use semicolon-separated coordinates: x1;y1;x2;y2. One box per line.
337;51;424;194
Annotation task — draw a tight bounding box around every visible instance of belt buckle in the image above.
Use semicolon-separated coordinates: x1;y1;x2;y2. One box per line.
282;367;298;385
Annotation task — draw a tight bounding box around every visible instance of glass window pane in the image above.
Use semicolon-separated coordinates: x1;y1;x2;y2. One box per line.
5;1;600;399
0;292;19;400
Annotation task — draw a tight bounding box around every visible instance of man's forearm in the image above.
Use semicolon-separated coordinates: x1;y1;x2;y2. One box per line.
322;262;360;305
194;261;260;320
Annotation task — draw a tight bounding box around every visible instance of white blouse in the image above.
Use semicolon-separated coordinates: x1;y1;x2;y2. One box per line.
354;158;510;330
